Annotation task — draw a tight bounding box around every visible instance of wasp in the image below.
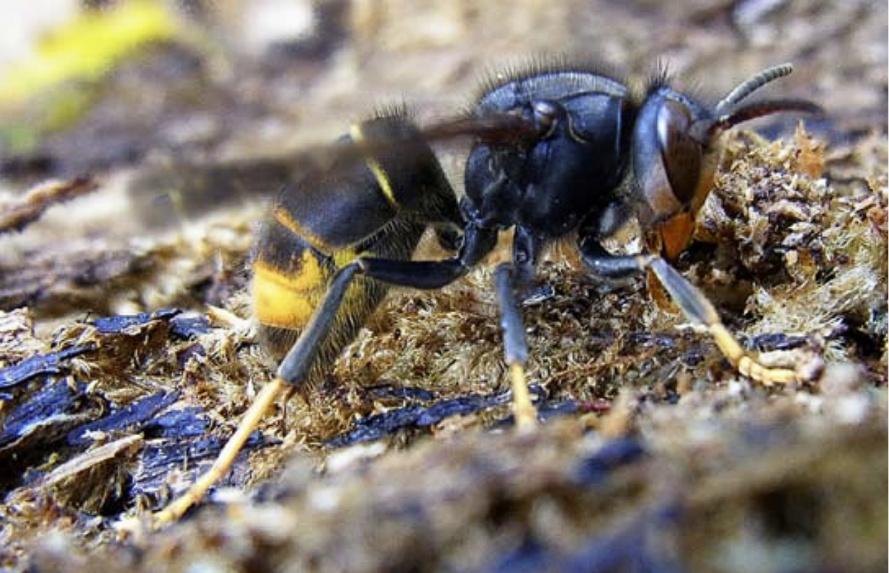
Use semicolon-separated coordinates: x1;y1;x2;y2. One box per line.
150;62;820;526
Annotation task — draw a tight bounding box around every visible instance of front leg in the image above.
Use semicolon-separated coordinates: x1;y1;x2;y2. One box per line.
578;237;813;386
578;238;647;282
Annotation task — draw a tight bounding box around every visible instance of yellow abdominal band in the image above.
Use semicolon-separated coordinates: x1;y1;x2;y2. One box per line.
252;254;327;330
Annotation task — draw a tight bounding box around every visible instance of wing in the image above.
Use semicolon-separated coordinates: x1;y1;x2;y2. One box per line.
127;110;537;226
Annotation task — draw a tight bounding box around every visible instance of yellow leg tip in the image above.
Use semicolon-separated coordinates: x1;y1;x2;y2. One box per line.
146;377;287;528
151;496;195;528
711;324;810;386
509;363;538;430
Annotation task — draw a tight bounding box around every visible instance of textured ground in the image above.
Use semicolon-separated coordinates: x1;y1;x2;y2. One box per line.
0;1;886;572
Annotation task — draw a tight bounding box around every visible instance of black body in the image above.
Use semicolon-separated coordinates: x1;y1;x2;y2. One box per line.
156;63;818;525
465;71;631;239
267;62;818;395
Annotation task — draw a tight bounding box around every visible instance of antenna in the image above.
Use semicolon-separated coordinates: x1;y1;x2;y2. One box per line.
714;63;795;115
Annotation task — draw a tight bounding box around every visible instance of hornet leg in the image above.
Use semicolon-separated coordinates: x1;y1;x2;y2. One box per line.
151;263;362;527
150;227;498;527
494;263;538;429
580;241;811;386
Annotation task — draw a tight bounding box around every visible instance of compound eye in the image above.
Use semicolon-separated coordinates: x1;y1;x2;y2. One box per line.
635;98;711;260
532;100;559;137
656;100;703;209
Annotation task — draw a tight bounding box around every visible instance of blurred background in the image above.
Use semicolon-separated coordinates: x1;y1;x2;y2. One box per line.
0;4;885;572
0;0;884;180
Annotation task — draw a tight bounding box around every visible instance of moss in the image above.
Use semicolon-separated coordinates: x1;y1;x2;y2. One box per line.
0;2;885;571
